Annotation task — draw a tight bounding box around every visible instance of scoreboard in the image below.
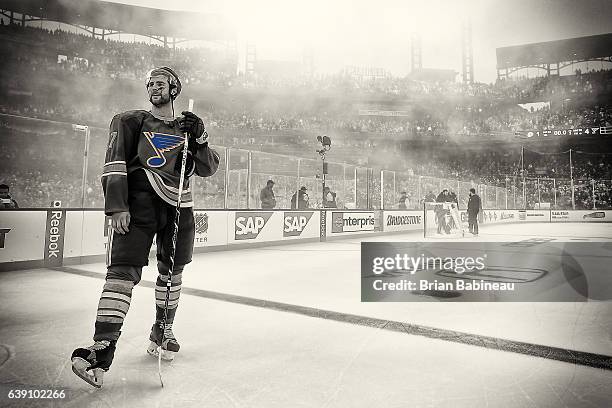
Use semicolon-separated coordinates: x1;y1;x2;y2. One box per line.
515;125;611;138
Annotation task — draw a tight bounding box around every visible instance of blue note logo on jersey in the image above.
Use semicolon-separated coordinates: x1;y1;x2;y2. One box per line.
143;132;184;167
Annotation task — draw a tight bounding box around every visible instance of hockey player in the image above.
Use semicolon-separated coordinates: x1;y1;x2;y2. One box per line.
447;190;459;229
71;67;219;388
467;188;481;235
435;188;453;234
449;190;458;206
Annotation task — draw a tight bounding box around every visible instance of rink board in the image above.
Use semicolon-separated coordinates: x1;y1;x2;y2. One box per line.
1;208;611;270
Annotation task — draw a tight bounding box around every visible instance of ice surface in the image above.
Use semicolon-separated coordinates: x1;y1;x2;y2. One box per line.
0;222;611;407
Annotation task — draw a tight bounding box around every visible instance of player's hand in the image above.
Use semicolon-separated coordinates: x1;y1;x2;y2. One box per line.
178;111;206;142
111;211;130;234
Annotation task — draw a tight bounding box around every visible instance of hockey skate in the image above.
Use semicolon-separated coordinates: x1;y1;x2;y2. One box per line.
71;340;116;388
147;323;180;361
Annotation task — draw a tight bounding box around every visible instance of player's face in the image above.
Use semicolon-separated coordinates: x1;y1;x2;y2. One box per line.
147;75;172;106
0;189;8;198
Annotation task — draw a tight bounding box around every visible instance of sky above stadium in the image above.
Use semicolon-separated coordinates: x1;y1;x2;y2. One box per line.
109;0;612;83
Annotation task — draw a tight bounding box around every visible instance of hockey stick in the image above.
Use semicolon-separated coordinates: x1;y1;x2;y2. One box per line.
158;99;194;387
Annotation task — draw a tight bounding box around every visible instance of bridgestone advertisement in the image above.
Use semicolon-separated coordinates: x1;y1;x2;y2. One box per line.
383;210;423;232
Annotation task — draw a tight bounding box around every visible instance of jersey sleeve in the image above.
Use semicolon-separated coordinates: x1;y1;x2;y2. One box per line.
191;143;220;178
101;113;138;215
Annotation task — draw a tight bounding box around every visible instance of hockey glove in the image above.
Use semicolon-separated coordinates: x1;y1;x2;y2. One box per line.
178;111;208;145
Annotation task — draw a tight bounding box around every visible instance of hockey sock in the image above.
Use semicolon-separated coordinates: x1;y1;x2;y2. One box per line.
93;277;135;342
155;261;183;324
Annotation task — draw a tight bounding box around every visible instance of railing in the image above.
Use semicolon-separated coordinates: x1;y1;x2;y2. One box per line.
515;176;611;210
1;113;610;210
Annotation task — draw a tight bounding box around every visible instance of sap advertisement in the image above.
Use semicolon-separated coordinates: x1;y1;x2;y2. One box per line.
229;211;320;244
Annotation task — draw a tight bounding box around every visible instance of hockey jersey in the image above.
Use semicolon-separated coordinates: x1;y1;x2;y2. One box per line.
101;110;220;215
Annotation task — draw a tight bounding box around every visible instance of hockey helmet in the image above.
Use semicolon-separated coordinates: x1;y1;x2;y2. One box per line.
145;66;182;99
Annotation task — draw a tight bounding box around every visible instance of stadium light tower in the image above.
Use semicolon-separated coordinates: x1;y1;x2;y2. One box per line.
316;135;332;207
461;21;474;84
410;32;422;73
303;47;315;78
246;43;257;81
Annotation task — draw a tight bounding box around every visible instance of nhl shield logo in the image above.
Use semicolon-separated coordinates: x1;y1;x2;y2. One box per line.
195;212;209;234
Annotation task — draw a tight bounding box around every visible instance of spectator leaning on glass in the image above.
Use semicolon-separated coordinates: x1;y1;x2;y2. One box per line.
0;184;18;208
291;186;309;209
260;179;276;209
398;191;408;209
322;186;337;208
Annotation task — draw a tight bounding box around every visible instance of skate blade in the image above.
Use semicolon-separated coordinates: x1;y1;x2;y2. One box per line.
147;341;175;361
71;357;104;388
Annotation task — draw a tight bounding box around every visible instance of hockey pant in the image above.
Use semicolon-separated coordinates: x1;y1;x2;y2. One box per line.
468;212;479;234
94;189;194;342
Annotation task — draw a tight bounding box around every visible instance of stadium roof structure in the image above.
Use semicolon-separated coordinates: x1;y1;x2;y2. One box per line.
0;0;235;44
496;33;612;79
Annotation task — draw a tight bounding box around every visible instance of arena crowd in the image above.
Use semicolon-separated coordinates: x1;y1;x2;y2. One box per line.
1;22;611;210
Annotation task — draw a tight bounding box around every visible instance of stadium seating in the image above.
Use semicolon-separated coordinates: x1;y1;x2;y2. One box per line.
0;23;611;209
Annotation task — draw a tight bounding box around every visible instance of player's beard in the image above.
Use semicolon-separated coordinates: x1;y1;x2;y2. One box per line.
149;93;171;107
